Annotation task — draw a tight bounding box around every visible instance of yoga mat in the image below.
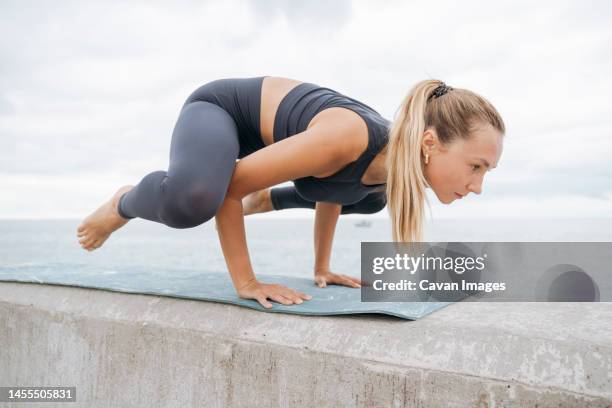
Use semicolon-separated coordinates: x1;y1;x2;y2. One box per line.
0;263;452;320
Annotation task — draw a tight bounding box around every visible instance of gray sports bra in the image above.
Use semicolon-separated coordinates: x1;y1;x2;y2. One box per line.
273;82;390;205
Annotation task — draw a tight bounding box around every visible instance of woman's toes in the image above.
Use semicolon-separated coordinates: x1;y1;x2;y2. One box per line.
81;237;95;248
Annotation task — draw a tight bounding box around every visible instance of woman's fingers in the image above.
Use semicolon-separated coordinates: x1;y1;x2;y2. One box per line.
256;296;273;309
339;277;360;288
314;273;362;288
340;274;362;287
273;285;309;302
280;288;310;304
293;290;312;301
285;294;303;304
326;274;361;288
251;284;313;308
314;276;327;288
269;294;294;305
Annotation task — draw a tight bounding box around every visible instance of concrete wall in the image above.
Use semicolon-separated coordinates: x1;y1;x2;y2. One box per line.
1;281;611;407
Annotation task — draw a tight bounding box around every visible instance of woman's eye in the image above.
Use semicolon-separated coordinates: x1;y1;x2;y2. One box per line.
472;164;481;171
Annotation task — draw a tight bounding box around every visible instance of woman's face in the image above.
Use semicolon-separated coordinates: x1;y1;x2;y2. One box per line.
423;122;504;204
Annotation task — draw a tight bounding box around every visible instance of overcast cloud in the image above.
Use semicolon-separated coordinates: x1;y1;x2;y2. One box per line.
0;0;611;219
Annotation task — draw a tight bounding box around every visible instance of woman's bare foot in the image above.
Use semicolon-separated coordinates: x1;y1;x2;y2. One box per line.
242;188;273;216
76;185;134;251
214;188;274;231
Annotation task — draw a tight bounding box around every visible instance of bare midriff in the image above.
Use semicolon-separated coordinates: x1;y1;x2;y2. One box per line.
259;76;303;147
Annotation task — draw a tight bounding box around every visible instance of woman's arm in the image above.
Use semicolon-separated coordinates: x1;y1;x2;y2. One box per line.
313;201;342;273
216;112;366;306
217;196;315;308
312;201;364;289
215;195;256;291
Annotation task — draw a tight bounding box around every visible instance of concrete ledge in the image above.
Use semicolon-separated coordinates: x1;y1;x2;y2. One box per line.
1;282;611;407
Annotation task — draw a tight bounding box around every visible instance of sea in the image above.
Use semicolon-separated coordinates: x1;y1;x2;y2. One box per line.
1;217;611;280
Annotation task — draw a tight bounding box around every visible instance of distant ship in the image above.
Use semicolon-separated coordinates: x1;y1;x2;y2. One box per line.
354;220;372;228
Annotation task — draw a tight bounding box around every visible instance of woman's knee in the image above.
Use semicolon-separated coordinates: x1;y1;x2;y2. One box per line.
159;184;223;229
343;193;387;215
363;195;387;214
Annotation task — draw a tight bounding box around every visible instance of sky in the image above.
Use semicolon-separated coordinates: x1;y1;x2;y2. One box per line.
1;0;611;220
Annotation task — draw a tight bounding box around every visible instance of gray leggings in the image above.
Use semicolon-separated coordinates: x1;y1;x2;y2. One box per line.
117;98;240;228
118;85;386;229
270;186;386;215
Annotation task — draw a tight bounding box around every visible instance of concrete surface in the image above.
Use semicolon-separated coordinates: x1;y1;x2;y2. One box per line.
0;281;611;407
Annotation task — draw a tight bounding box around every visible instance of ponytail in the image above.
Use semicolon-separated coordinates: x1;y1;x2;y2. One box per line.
385;80;505;242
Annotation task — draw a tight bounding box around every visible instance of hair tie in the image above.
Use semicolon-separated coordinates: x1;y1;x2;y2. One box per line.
428;83;453;101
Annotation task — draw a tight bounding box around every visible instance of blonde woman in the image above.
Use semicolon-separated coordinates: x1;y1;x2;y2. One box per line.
76;76;505;309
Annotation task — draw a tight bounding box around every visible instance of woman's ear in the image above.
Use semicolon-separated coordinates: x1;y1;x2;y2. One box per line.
421;128;438;156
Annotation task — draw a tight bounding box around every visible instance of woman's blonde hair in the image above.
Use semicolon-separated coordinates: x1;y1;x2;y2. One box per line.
385;79;506;242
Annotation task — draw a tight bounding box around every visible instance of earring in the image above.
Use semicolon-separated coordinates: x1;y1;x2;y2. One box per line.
425;154;429;164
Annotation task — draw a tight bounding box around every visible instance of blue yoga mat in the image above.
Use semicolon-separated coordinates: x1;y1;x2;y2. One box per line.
0;263;451;320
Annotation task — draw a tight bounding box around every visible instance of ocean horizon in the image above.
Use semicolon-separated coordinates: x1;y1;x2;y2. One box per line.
1;217;611;281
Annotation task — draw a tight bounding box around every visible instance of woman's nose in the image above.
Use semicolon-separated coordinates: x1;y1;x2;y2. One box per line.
467;178;483;195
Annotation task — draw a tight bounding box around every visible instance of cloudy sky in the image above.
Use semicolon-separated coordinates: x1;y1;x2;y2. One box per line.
1;0;610;220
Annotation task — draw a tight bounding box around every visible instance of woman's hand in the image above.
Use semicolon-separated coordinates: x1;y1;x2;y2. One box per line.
314;269;363;288
236;279;313;309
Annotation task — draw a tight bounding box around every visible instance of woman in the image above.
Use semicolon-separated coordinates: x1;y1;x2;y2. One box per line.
76;76;505;309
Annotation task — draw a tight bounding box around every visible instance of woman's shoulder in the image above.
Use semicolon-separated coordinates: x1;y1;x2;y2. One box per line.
308;107;370;163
